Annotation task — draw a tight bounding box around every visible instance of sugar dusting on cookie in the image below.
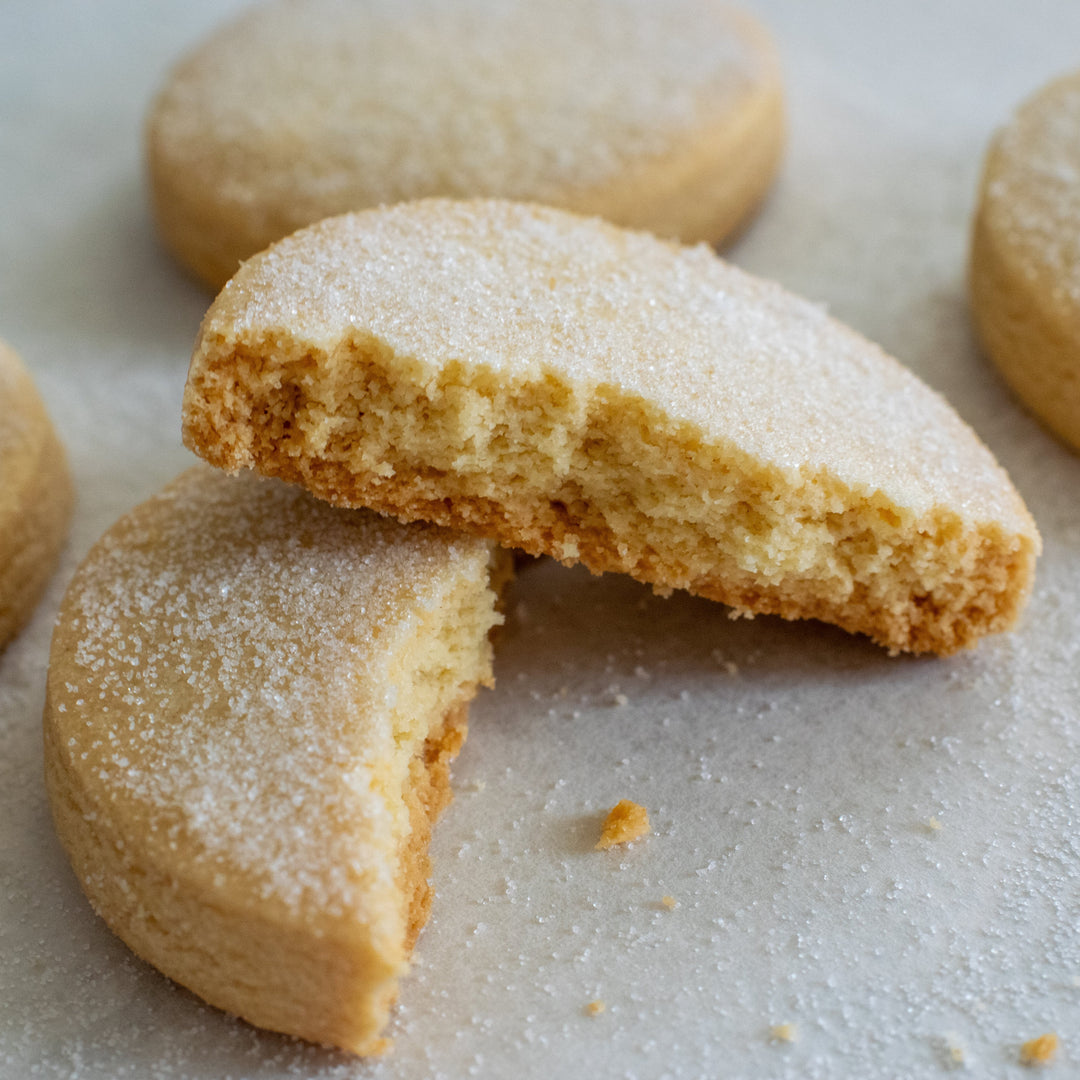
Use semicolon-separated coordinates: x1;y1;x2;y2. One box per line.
211;199;1031;531
51;467;499;913
153;0;767;210
986;74;1080;302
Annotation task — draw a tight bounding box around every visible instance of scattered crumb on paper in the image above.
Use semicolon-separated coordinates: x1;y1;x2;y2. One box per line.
1020;1033;1058;1066
596;800;650;849
936;1032;967;1069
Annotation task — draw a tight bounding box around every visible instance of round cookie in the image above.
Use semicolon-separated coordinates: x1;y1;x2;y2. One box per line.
0;340;72;652
147;0;784;289
971;70;1080;453
44;466;507;1054
182;198;1040;656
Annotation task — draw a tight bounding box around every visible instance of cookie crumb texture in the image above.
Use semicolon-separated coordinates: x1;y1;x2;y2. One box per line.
0;340;72;651
971;70;1080;453
1020;1033;1059;1067
596;800;651;850
43;467;505;1054
183;200;1040;656
148;0;783;289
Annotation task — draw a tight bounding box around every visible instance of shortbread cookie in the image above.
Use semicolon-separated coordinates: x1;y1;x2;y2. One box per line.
44;466;506;1054
971;70;1080;453
147;0;784;289
0;340;72;651
182;199;1040;655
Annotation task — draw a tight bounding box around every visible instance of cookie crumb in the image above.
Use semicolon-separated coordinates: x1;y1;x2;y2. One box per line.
596;800;650;849
585;1000;606;1016
926;816;943;831
937;1033;967;1069
661;895;678;909
1020;1033;1058;1066
769;1022;797;1043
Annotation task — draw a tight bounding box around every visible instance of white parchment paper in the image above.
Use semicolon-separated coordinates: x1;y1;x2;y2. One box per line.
1;3;1078;1077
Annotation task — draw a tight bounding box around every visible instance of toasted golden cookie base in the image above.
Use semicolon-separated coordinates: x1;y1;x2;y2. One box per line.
183;200;1039;656
970;71;1080;453
147;0;784;289
44;467;505;1054
0;340;72;651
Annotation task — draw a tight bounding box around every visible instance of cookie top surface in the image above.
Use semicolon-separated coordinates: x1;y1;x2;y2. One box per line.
196;199;1034;537
979;69;1080;310
0;340;48;500
148;0;780;280
47;466;493;920
0;339;72;651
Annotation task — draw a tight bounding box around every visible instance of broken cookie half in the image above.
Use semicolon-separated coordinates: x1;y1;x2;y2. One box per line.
183;199;1039;654
44;466;507;1054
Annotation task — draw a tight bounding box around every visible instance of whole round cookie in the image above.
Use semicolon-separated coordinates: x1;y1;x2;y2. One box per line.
44;466;507;1054
971;70;1080;453
183;199;1040;656
147;0;784;289
0;340;72;651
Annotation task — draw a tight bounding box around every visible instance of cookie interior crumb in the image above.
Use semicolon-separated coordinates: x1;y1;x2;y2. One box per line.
596;800;650;849
660;895;678;909
43;467;507;1055
183;200;1040;656
585;1000;606;1017
1020;1033;1059;1066
770;1022;798;1043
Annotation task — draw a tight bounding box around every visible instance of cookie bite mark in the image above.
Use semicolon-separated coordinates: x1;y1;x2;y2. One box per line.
183;199;1040;656
44;467;508;1054
0;340;73;652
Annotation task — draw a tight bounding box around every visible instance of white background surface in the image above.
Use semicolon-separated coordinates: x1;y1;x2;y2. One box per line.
2;3;1079;1077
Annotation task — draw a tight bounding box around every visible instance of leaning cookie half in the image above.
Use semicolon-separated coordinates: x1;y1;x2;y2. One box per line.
183;199;1039;655
0;339;72;652
44;466;507;1054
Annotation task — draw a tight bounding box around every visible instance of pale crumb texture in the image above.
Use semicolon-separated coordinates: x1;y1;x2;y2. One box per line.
1020;1033;1059;1067
661;895;679;909
148;0;783;288
183;199;1041;655
43;466;505;1055
935;1033;967;1070
0;339;72;651
596;800;651;850
585;1000;606;1017
971;70;1080;452
770;1022;798;1043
